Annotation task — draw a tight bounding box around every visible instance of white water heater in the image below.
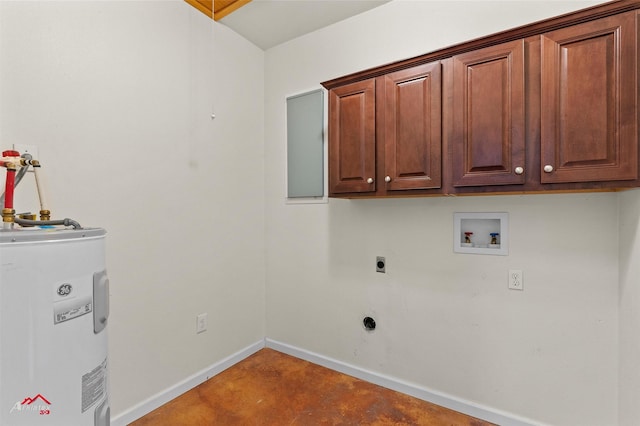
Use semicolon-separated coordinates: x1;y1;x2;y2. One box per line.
0;227;109;426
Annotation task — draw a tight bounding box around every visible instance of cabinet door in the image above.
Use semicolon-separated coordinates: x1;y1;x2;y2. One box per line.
541;12;637;183
451;39;525;187
384;62;442;190
328;79;376;194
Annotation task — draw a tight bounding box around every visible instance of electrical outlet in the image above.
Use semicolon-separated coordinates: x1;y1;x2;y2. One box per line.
376;256;386;273
196;313;208;334
12;144;39;161
509;269;523;290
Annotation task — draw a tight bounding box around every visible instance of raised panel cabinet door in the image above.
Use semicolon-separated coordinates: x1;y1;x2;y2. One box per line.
384;62;442;190
541;11;637;183
328;79;376;194
451;39;525;187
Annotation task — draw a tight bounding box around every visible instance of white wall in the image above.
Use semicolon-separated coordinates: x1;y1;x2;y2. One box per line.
0;0;265;418
619;189;640;426
264;1;619;425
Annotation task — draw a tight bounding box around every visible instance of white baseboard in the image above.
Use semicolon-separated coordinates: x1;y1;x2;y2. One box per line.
110;340;264;426
265;338;545;426
113;338;546;426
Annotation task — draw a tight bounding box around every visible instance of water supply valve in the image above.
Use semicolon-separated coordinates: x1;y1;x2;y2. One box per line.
1;150;20;226
490;232;499;245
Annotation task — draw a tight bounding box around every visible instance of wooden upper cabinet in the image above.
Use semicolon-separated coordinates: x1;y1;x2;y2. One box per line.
451;39;525;187
323;2;640;198
383;62;442;190
328;79;376;194
540;11;637;183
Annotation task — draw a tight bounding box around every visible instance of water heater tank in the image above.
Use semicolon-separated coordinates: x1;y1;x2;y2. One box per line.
0;227;109;426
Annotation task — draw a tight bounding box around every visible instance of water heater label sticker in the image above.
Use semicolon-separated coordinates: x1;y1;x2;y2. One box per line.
82;358;107;413
53;297;93;324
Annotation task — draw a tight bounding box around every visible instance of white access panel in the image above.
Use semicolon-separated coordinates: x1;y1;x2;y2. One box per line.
0;228;109;426
453;212;509;255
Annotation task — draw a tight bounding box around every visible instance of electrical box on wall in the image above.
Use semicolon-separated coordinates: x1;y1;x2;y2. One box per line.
453;212;508;255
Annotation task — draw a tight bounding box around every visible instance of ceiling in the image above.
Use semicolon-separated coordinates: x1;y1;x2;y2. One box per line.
217;0;391;50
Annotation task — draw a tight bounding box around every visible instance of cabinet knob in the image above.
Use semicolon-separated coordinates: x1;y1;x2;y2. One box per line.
367;178;374;184
385;176;391;183
543;165;554;173
514;166;524;175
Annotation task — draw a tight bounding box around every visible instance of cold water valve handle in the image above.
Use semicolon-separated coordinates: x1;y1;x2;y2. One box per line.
490;232;499;245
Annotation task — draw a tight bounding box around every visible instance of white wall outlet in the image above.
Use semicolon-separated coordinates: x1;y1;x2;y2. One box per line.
196;313;208;334
12;144;39;161
509;269;523;290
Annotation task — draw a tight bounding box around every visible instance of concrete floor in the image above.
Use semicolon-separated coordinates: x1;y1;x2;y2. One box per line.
130;348;494;425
